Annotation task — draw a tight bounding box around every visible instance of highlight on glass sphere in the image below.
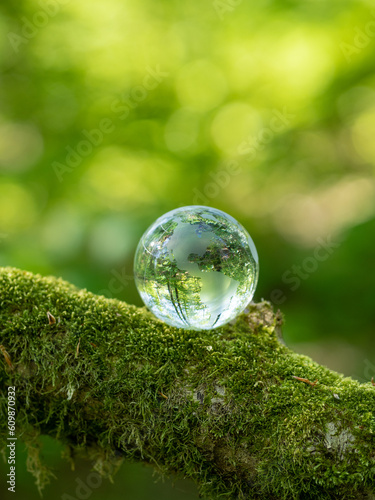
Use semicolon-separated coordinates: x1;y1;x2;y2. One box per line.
133;205;259;330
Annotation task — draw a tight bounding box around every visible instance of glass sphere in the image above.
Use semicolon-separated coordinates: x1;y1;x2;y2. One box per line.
134;206;259;330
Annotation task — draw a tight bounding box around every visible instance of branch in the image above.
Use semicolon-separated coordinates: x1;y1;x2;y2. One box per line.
0;267;374;499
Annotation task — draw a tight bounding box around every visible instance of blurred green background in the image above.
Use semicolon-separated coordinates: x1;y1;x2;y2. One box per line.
1;0;375;498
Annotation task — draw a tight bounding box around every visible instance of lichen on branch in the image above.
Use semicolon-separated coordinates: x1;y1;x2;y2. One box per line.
0;267;374;499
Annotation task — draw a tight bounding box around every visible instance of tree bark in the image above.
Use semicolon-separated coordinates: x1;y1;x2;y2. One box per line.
0;267;374;499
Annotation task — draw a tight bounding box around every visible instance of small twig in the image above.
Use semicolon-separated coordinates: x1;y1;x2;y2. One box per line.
0;344;14;370
372;377;375;387
47;311;56;325
159;391;168;399
292;376;318;387
89;342;97;348
75;337;81;358
293;376;340;399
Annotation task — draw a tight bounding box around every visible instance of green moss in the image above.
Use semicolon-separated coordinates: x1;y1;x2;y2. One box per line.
0;267;374;499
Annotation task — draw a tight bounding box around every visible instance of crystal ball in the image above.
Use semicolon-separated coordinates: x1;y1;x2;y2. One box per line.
134;206;259;330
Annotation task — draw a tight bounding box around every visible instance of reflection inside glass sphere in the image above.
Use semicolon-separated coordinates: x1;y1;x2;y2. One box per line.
134;205;259;330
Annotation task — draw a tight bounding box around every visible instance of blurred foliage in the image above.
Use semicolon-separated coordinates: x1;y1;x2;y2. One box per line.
0;0;375;498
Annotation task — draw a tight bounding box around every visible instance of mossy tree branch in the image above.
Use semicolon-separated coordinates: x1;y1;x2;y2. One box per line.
0;268;374;499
